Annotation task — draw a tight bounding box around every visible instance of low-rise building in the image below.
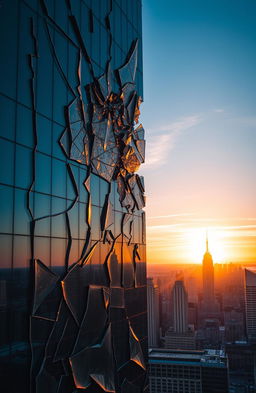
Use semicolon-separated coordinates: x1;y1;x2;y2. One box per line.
149;348;229;393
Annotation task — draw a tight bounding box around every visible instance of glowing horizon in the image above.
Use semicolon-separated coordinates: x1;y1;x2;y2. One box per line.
145;215;256;264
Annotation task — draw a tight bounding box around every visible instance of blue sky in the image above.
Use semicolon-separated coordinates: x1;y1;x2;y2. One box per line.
140;0;256;264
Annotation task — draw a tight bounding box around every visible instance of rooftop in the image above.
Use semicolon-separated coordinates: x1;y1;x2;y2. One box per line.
149;348;227;368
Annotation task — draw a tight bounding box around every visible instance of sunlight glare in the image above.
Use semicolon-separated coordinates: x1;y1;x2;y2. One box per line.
184;227;228;263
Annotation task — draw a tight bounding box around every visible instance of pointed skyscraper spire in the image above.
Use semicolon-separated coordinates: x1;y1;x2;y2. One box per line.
206;230;209;253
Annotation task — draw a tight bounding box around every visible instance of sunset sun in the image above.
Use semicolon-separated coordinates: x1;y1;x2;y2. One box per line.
185;227;228;264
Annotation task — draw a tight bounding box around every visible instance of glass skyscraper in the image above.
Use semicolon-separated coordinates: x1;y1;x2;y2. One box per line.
0;1;147;392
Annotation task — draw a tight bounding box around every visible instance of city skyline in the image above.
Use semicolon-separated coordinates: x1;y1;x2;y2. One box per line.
141;0;256;265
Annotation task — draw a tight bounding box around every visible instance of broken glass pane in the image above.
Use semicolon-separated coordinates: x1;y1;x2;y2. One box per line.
129;312;147;341
72;286;108;354
121;379;141;393
33;259;59;315
59;128;70;157
60;97;90;166
91;119;119;182
122;141;142;174
124;287;147;318
122;242;135;288
107;243;122;287
110;287;125;308
53;316;79;361
134;244;146;287
112;319;130;370
70;324;115;391
118;40;138;87
129;324;146;370
34;285;62;321
101;193;114;232
127;175;145;211
61;263;90;325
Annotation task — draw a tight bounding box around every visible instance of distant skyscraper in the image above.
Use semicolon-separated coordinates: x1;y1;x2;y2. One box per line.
202;236;215;310
244;268;256;342
165;277;196;350
147;278;160;347
173;278;188;333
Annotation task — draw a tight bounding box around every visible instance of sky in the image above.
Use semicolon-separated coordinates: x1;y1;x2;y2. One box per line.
140;0;256;265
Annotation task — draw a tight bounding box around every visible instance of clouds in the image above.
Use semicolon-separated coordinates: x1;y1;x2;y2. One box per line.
148;212;195;219
213;108;225;113
143;114;202;168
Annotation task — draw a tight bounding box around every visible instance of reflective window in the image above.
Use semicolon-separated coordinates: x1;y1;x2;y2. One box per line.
0;185;13;233
0;95;16;141
37;115;52;155
35;153;51;194
0;138;14;186
15;145;33;190
51;197;67;238
16;105;34;148
0;234;12;268
0;1;18;99
14;189;30;235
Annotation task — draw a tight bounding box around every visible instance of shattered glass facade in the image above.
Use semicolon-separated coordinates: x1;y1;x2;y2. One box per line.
0;1;147;392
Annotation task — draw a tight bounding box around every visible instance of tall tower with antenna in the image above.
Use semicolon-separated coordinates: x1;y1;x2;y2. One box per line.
202;232;215;310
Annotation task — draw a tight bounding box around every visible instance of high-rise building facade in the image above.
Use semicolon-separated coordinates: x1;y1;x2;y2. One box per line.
0;1;147;392
147;277;160;347
165;278;196;350
172;279;188;333
244;268;256;342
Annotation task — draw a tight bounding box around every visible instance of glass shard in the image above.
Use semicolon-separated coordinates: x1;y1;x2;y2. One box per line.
72;285;108;354
133;124;145;141
61;263;90;325
117;175;135;212
118;39;138;87
127;175;145;211
122;141;142;174
129;324;146;370
70;324;115;391
121;379;141;393
126;91;137;124
101;194;114;231
53;316;79;361
61;97;90;167
91;120;119;182
103;287;110;308
121;83;136;107
33;259;59;315
96;61;114;103
129;312;147;341
34;285;62;321
112;319;130;370
135;140;145;163
59;128;70;157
